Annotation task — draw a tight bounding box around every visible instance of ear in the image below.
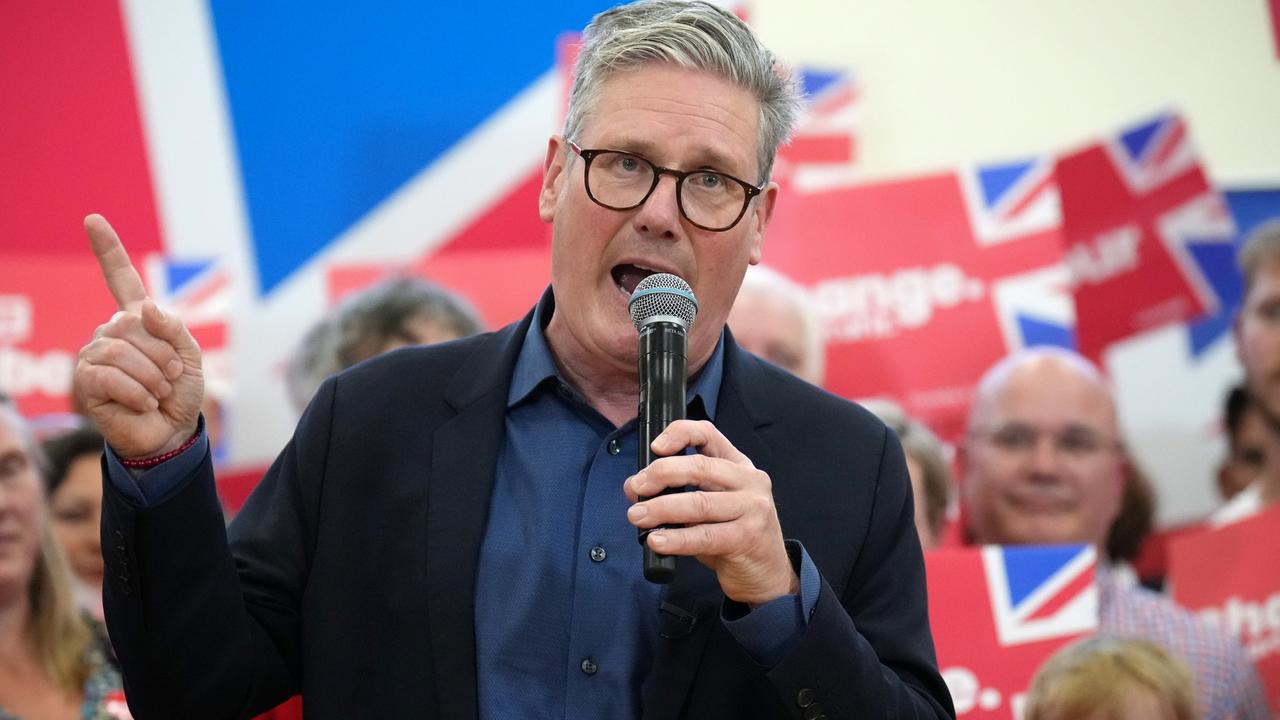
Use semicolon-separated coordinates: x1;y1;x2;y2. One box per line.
539;136;569;223
746;181;779;266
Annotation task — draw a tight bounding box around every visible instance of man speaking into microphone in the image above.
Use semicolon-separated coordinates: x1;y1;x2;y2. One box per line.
74;2;953;718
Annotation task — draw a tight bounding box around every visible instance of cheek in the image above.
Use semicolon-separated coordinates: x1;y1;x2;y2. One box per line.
1244;321;1280;360
57;520;97;549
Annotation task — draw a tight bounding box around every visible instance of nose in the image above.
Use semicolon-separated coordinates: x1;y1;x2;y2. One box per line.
1028;434;1061;477
632;173;682;239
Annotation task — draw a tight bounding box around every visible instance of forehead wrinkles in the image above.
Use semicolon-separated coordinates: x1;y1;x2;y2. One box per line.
584;70;760;177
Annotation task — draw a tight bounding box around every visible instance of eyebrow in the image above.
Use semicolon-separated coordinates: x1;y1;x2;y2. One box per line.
0;448;26;467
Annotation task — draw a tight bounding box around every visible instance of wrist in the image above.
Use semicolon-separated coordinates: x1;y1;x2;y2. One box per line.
120;427;201;469
747;571;801;610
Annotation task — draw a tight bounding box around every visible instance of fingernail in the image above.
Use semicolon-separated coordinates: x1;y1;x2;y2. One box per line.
649;532;667;548
628;504;648;521
166;359;183;378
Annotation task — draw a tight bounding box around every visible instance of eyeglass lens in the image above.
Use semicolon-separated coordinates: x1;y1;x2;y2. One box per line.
586;151;749;231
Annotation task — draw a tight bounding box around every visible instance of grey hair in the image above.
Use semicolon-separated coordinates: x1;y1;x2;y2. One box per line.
565;0;802;182
737;264;825;384
284;277;485;413
284;316;344;414
1237;219;1280;296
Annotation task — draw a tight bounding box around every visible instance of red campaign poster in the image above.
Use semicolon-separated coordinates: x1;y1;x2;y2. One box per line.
925;545;1097;719
765;162;1067;440
0;3;163;258
0;254;118;417
1168;504;1280;715
1055;112;1234;361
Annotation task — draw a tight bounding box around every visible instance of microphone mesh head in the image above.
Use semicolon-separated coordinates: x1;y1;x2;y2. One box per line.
629;273;698;331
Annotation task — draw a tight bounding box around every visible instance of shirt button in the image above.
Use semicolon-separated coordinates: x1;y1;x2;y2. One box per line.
607;439;621;455
580;658;598;675
590;546;607;562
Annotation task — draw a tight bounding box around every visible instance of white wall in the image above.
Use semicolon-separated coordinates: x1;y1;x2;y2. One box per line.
754;0;1280;184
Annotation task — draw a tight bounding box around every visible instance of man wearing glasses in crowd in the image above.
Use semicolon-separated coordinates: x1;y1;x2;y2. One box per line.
961;348;1268;720
73;2;951;718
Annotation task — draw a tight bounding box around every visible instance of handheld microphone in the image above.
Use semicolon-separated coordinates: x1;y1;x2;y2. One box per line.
628;273;698;585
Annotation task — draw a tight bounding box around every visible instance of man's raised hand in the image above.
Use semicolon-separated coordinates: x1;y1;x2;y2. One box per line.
74;214;204;459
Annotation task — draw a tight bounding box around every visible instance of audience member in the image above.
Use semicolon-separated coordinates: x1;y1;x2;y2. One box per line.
864;400;951;549
1104;458;1155;567
1216;385;1267;504
1024;635;1199;720
1228;220;1280;524
40;425;107;620
961;347;1269;720
0;406;123;718
726;264;825;386
285;276;485;412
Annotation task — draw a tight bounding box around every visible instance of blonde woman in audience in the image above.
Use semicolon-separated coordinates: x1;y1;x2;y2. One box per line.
0;404;125;719
1024;635;1199;720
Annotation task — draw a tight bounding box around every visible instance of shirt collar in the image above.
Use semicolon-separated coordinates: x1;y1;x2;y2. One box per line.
508;288;724;421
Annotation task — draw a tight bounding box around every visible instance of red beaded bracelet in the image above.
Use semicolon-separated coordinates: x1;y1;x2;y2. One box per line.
119;431;201;469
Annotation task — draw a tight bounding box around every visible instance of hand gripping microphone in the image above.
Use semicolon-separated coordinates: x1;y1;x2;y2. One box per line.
628;273;698;584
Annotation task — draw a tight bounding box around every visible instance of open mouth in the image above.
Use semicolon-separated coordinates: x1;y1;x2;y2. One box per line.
611;263;660;296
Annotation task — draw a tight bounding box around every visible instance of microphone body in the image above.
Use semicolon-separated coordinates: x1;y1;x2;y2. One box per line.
637;319;687;584
628;273;699;585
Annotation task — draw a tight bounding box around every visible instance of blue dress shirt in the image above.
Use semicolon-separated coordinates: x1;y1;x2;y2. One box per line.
103;303;819;719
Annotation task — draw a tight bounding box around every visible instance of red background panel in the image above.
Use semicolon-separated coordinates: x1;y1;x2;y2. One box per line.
0;2;163;257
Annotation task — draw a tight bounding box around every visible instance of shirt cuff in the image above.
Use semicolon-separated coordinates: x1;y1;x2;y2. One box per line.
103;417;209;507
721;540;820;667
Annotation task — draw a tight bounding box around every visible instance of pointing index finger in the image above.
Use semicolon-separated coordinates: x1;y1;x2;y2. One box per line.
85;213;149;311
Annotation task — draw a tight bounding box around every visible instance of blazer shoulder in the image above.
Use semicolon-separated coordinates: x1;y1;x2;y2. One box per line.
731;350;889;443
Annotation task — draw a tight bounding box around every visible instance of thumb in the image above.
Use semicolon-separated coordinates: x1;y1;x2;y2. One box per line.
141;300;202;360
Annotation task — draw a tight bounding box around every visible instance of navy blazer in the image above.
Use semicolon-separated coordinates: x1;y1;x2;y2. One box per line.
102;306;954;719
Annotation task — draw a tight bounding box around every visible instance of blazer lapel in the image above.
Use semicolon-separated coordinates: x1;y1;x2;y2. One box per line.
641;333;775;720
424;311;534;720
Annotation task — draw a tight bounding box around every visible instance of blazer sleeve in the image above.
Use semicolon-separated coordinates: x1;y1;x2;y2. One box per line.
764;427;955;720
101;379;336;720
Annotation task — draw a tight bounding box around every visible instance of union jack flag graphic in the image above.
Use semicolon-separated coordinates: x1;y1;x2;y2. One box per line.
982;544;1099;647
959;156;1075;352
960;156;1061;246
774;68;861;188
1057;111;1235;360
1104;113;1200;196
926;545;1098;720
144;256;233;399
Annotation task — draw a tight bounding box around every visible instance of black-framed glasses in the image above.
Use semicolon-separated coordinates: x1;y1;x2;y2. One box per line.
569;141;763;232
